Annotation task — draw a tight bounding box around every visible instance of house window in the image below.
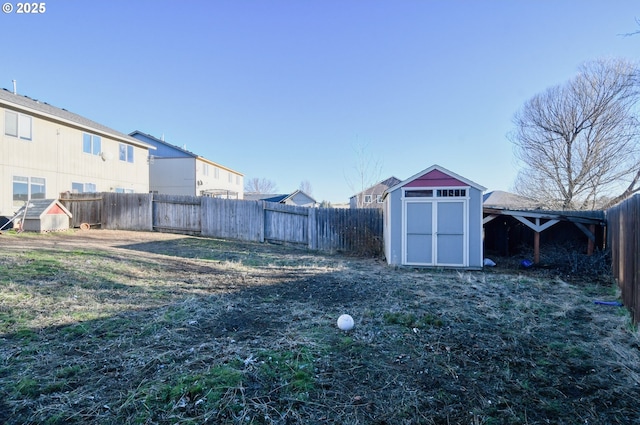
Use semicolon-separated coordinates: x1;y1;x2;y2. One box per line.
83;133;102;155
119;144;134;163
214;167;219;179
203;163;209;176
115;188;134;193
72;182;97;193
377;194;383;203
13;176;45;205
228;172;233;183
236;175;240;185
5;110;32;140
364;195;373;203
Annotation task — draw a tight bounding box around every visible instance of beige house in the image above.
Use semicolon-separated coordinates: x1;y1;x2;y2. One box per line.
130;131;243;199
0;88;153;219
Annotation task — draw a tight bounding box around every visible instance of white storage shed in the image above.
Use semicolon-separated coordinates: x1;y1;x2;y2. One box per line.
383;165;486;269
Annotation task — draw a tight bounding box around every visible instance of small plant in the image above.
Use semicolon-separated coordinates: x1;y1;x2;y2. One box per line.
14;377;40;398
383;311;443;328
259;347;316;397
149;364;243;413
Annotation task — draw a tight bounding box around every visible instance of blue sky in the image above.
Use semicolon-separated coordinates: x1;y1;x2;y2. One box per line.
1;1;638;203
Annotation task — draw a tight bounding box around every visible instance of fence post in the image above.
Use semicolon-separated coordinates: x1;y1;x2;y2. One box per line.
308;207;317;250
259;201;266;243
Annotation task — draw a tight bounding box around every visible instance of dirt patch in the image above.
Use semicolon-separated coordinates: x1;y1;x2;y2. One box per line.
1;230;639;424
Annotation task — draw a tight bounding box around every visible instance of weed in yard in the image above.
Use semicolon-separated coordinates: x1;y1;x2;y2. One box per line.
145;364;244;415
258;347;316;397
14;377;40;398
383;311;443;328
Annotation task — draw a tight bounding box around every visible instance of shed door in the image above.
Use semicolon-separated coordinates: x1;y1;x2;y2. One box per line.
436;201;465;266
405;202;433;264
404;200;466;267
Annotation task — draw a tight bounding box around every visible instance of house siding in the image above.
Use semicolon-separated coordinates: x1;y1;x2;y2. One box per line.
195;158;244;199
132;131;244;199
285;192;316;207
150;157;196;195
1;104;149;217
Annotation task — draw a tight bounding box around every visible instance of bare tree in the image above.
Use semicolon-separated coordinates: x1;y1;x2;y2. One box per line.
510;58;640;210
344;143;383;207
244;177;278;194
298;180;313;195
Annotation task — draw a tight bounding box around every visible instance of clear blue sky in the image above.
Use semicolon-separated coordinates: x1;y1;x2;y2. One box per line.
1;0;638;203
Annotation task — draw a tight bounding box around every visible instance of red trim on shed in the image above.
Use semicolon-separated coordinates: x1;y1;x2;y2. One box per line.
403;169;467;188
48;204;66;215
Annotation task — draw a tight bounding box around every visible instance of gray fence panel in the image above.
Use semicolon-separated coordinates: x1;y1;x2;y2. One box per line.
152;194;201;235
201;198;264;242
102;193;153;231
59;192;103;228
264;203;309;244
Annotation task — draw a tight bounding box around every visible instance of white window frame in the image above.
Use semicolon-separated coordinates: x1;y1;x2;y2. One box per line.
119;143;134;163
13;175;46;206
83;133;102;155
72;182;97;193
5;110;32;140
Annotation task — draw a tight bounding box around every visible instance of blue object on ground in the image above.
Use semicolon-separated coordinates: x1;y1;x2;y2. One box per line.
520;259;533;268
594;300;623;307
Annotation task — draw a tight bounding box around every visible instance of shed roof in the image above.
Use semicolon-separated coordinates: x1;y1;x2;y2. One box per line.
0;89;153;150
18;199;72;219
385;164;486;195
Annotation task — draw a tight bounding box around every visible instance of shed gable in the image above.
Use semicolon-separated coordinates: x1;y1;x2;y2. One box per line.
404;169;467;188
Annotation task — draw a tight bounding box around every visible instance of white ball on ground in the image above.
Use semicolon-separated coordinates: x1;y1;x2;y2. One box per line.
337;314;354;331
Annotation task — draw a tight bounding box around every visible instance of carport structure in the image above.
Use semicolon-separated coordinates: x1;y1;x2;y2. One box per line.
483;207;606;263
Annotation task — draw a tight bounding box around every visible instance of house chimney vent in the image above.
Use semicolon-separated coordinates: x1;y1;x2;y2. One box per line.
12;80;16;95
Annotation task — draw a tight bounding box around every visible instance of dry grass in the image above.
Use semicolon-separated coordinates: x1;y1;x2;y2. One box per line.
1;230;639;424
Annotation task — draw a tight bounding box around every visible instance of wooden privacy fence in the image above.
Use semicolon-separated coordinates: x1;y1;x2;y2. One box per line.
60;193;383;256
607;194;640;324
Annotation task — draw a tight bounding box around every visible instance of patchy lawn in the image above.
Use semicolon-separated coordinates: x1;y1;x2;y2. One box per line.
0;230;639;425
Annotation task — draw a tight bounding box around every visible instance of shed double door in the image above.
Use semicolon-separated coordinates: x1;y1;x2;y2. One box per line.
404;200;466;266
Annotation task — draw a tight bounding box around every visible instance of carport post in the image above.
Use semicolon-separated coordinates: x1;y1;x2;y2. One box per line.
534;231;540;264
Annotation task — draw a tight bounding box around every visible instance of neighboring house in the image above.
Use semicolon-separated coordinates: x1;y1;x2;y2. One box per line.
383;164;486;269
0;88;153;219
129;131;244;199
350;176;402;208
244;190;317;207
